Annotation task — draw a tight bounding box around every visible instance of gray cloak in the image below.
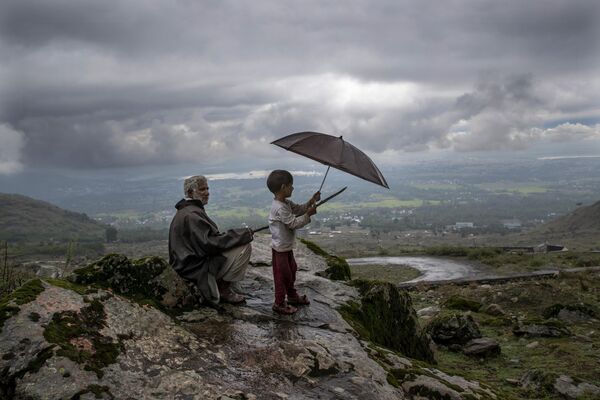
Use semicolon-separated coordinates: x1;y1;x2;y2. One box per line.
168;199;253;300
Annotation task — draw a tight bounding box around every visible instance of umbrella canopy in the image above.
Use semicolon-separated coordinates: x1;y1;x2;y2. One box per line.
271;131;389;189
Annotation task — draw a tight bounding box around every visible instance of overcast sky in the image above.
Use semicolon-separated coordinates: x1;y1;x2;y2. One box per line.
1;0;599;174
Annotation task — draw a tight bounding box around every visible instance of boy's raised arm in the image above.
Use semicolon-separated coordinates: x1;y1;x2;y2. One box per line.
277;205;311;230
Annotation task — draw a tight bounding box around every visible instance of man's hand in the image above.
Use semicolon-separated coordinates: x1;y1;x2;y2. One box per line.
246;227;255;240
307;205;317;217
310;191;321;205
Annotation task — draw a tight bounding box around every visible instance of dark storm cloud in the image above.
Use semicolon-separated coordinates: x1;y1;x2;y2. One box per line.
0;0;599;171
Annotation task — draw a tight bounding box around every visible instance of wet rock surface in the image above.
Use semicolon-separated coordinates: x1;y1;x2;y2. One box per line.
1;236;497;399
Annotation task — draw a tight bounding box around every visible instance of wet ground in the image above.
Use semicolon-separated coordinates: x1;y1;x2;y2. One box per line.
176;238;402;400
347;256;491;283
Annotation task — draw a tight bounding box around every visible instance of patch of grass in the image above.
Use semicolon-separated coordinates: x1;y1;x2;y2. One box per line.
411;270;600;398
350;264;422;284
45;278;95;295
444;295;482;312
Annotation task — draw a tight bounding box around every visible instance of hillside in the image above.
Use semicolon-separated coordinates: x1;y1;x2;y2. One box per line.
540;199;600;233
0;193;106;243
514;199;600;250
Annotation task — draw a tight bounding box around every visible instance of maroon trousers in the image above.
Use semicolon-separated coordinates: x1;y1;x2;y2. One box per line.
271;249;299;305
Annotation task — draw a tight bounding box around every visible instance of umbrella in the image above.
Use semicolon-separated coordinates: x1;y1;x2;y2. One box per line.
271;131;389;190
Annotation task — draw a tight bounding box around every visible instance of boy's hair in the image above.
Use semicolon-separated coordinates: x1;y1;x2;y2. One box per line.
267;170;293;194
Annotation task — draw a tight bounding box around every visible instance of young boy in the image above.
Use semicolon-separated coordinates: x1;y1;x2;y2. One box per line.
267;170;320;314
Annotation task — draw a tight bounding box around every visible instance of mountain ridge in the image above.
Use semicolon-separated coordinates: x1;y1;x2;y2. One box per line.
0;193;106;243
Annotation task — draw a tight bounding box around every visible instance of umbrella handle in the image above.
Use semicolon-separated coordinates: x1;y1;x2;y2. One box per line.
318;165;330;192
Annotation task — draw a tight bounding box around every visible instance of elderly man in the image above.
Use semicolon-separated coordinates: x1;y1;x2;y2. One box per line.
169;175;254;305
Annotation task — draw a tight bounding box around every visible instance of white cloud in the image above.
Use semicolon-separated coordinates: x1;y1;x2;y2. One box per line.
534;123;600;142
0;124;25;174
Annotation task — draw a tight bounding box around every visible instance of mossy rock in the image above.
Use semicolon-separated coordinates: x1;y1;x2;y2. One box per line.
425;313;481;345
301;239;351;281
443;295;482;312
512;318;571;338
0;279;45;333
340;280;435;363
70;254;168;301
520;369;560;397
542;303;597;319
43;299;123;378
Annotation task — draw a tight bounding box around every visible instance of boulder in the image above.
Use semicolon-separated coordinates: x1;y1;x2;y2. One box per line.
462;338;501;358
520;370;600;399
513;320;571;338
481;303;505;316
554;375;600;399
542;303;597;321
426;313;482;345
69;254;200;309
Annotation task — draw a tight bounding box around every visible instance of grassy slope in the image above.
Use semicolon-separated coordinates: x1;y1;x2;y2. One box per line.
512;200;600;251
0;193;106;243
411;271;600;399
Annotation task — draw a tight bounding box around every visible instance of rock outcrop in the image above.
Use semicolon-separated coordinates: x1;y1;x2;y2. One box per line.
1;236;496;399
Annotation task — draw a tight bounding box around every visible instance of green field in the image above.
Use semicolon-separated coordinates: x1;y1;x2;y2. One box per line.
478;183;548;194
412;183;459;190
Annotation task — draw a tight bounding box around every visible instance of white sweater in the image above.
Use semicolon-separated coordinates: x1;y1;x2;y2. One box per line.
268;199;311;252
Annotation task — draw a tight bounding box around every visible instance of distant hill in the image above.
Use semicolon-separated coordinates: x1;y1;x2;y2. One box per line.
515;200;600;250
0;193;106;243
537;200;600;234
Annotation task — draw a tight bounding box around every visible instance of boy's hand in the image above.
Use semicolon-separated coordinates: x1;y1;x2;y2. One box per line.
311;191;321;205
307;205;317;217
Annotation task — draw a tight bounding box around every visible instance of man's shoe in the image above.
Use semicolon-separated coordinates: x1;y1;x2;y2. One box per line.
220;287;245;304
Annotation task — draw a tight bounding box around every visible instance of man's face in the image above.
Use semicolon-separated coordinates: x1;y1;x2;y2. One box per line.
192;181;210;205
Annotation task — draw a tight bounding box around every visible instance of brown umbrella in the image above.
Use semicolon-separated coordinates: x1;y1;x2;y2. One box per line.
271;131;389;190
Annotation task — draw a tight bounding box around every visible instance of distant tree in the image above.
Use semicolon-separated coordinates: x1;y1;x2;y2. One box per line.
105;226;118;243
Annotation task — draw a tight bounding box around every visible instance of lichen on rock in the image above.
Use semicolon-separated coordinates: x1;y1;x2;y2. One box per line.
43;298;123;378
0;279;45;332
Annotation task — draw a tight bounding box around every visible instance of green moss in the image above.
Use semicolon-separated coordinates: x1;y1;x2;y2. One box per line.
46;278;95;295
386;372;401;388
43;299;122;378
542;303;597;319
28;312;40;322
322;255;352;281
300;238;329;258
301;239;351;281
0;279;45;332
480;316;511;327
70;254;168;301
443;295;482;312
340;280;435;363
